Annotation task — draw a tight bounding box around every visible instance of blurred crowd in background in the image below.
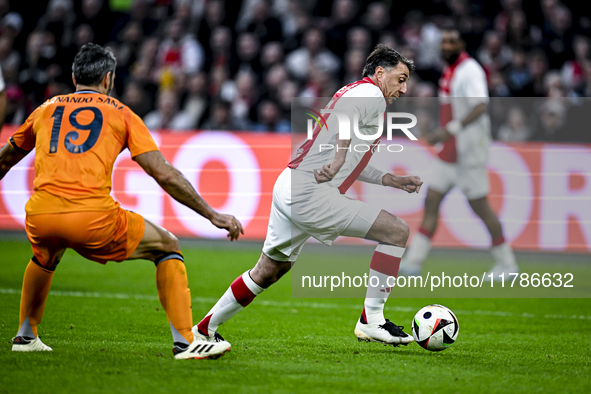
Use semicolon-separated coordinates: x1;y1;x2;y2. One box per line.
0;0;590;142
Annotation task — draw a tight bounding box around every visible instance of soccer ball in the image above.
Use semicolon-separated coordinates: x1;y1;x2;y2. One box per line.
412;304;459;351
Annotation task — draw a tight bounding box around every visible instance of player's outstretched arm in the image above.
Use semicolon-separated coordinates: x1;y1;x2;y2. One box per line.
134;150;244;240
0;142;28;181
382;173;423;194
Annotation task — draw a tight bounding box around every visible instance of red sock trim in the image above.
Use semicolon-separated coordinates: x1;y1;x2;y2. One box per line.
419;227;434;239
492;235;505;246
231;275;256;307
197;314;212;336
361;308;368;324
370;251;401;277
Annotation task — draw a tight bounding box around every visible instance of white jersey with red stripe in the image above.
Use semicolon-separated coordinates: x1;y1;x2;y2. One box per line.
289;77;386;194
438;52;491;167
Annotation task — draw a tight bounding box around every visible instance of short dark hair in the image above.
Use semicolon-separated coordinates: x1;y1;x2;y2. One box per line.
362;44;415;78
441;25;463;41
72;43;117;86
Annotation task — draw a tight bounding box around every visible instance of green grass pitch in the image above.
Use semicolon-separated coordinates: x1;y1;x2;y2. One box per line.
1;235;590;393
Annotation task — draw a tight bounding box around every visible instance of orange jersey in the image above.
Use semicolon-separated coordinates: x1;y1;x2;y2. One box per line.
9;91;159;215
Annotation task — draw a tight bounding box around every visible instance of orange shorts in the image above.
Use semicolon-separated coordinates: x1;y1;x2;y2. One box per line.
25;208;145;268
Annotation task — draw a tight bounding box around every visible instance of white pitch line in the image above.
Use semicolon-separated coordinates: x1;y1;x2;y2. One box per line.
1;288;590;321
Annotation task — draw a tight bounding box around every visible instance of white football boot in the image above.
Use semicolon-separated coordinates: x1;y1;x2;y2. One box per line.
355;315;414;346
485;262;519;282
486;243;519;281
12;336;52;352
173;337;231;360
192;325;232;345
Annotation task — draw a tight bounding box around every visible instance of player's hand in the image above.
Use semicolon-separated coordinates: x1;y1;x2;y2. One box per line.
314;158;344;184
425;128;452;145
398;175;423;194
210;212;244;241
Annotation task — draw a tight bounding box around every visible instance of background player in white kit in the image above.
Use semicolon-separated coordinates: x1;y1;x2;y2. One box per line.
399;27;518;278
193;45;424;349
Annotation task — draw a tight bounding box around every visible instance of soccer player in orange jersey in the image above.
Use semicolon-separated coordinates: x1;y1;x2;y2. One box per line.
0;44;243;360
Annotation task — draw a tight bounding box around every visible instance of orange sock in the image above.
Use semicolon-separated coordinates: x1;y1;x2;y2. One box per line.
18;260;54;337
155;255;193;344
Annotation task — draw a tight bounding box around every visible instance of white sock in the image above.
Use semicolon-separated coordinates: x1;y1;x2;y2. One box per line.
401;232;432;269
491;242;517;267
197;270;264;336
363;244;405;325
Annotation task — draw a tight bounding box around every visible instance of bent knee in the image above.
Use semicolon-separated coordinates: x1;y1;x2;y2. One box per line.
367;211;410;246
252;254;291;287
162;232;180;253
382;216;409;246
395;218;410;245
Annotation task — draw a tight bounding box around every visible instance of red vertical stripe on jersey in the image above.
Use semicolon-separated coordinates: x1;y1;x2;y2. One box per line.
438;52;470;164
337;137;381;194
230;275;256;307
288;78;375;169
438;135;458;163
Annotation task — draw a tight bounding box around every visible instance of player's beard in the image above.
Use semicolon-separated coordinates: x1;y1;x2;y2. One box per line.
444;51;460;65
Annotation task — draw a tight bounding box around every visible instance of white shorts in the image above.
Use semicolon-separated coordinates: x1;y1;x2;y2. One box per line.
262;168;382;262
428;159;489;200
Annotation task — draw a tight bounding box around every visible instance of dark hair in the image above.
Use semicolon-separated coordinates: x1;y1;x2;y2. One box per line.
362;44;415;78
72;43;117;86
441;25;463;41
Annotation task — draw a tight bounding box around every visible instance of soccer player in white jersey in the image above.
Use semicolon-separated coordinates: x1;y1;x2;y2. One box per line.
193;45;424;349
399;27;518;278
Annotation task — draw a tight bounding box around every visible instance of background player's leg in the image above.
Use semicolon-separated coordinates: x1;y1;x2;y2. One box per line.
17;252;63;338
17;260;53;339
467;196;503;239
196;253;288;337
468;197;518;276
399;188;447;275
129;219;193;346
13;248;64;352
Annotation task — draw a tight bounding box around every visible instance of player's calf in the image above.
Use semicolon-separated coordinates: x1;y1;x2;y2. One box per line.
250;253;291;288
